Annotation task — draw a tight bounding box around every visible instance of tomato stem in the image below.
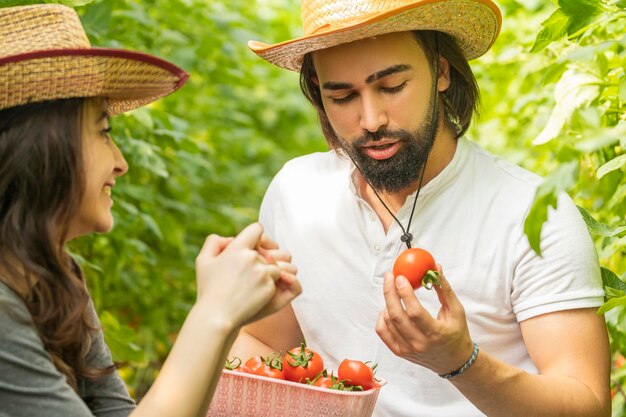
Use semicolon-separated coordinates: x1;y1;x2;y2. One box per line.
224;356;242;370
286;342;314;368
422;270;440;290
265;352;283;370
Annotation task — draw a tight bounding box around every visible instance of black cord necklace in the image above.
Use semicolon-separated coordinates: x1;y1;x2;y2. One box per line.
349;38;440;250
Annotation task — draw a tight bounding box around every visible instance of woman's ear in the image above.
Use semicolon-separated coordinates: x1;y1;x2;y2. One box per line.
437;55;451;93
311;74;320;87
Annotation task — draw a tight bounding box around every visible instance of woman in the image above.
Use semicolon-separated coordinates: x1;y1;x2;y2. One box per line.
0;4;301;417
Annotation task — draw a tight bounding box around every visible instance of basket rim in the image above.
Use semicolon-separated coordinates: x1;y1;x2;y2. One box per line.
221;369;387;396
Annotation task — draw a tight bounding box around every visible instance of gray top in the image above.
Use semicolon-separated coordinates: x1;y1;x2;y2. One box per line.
0;280;135;417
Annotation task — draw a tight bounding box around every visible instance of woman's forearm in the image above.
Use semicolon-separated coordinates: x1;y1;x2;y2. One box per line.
131;304;239;417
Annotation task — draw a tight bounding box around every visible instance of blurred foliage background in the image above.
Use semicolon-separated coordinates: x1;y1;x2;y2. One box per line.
3;0;625;413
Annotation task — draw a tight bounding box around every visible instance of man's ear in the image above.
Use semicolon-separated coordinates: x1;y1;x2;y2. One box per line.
437;55;451;93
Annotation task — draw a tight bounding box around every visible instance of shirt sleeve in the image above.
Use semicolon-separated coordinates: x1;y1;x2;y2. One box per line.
258;166;283;241
511;192;605;322
0;283;135;417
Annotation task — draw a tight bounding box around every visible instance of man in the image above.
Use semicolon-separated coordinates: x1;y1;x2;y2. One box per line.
231;0;610;416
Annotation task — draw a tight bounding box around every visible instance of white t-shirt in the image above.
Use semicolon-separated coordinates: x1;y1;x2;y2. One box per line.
259;137;604;417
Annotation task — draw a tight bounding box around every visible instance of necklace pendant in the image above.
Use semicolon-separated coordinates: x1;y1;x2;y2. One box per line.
400;232;413;243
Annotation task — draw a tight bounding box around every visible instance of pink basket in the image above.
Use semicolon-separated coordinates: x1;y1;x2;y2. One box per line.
207;370;384;417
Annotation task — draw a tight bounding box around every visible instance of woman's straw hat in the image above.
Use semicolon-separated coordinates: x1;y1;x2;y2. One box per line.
249;0;502;71
0;4;189;115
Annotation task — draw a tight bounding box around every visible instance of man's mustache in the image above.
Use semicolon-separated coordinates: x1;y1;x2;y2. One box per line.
353;128;413;145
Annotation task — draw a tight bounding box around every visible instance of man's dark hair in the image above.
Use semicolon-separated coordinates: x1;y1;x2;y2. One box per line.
299;30;481;149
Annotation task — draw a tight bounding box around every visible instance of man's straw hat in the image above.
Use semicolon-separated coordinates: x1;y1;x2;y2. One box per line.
249;0;502;71
0;4;188;115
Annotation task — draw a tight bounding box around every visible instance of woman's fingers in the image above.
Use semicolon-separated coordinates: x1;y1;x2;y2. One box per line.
197;234;232;260
246;270;302;324
258;233;279;250
195;223;301;326
227;222;264;250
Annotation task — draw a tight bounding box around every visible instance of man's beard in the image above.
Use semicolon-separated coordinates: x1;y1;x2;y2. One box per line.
338;102;438;194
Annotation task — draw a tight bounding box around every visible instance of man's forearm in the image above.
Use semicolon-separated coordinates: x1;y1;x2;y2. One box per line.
228;328;281;360
449;351;610;417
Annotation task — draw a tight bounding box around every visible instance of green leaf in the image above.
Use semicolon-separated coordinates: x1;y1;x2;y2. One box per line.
45;0;96;6
67;251;103;273
0;0;29;6
0;0;96;6
100;311;147;363
117;200;139;216
597;154;626;179
563;39;618;63
531;9;569;53
79;0;112;36
602;267;626;291
525;193;556;256
558;0;603;31
141;213;164;241
598;296;626;314
578;206;626;237
538;160;580;199
605;287;625;299
533;69;601;145
531;0;603;52
130;108;155;130
0;0;46;6
573;126;622;154
539;61;568;86
524;161;579;255
554;144;580;162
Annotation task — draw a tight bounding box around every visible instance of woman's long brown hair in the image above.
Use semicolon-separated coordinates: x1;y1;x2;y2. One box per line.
0;98;113;390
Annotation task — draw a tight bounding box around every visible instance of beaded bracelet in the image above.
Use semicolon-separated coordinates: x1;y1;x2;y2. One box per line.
438;342;479;379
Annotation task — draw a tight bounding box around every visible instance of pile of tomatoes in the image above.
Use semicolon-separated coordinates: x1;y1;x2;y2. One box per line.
225;342;379;391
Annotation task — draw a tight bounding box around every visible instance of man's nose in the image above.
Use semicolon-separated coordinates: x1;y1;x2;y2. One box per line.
359;93;388;133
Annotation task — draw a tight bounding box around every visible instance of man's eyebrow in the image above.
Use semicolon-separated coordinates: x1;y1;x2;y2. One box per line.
321;64;413;90
321;81;354;90
366;64;412;83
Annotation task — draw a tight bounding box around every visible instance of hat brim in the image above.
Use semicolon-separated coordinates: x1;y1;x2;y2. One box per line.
249;0;501;71
0;48;189;115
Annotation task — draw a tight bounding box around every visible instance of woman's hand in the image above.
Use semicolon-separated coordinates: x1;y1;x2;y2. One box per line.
194;223;300;330
252;233;302;323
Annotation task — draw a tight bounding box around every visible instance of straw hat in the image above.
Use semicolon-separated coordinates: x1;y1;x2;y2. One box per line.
249;0;502;71
0;4;189;115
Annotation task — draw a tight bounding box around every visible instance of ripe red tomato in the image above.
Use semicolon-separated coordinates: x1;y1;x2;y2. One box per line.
312;375;334;388
337;360;376;390
306;370;345;389
244;355;266;373
251;365;285;379
243;354;284;379
282;342;324;383
392;247;440;290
